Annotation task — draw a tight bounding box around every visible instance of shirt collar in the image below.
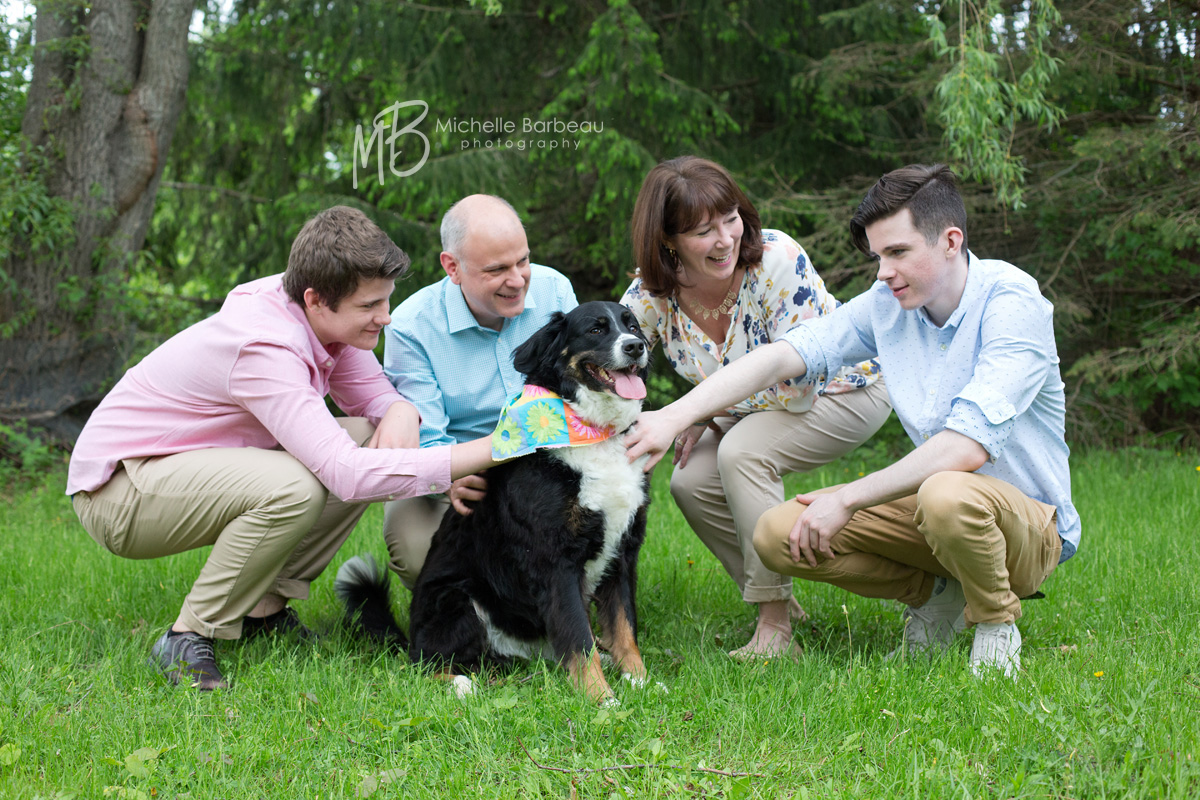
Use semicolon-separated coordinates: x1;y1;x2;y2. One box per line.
443;274;539;334
943;250;983;329
917;250;981;331
283;282;336;365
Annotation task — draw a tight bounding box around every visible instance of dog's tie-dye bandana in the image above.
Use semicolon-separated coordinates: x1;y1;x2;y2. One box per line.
491;384;616;459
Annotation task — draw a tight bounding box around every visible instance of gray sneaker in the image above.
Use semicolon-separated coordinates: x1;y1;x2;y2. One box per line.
970;621;1022;678
895;577;967;656
151;629;228;690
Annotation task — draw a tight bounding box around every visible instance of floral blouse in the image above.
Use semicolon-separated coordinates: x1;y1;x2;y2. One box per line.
620;229;881;418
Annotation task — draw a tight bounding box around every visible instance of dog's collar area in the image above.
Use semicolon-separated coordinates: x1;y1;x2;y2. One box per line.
492;384;618;459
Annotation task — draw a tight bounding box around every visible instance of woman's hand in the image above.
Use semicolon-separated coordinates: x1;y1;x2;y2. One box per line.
672;419;723;468
625;408;689;471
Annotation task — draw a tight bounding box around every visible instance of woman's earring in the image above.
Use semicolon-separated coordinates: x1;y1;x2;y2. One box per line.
667;247;681;270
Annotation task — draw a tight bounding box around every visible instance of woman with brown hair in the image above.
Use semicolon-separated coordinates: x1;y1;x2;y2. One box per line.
621;157;891;659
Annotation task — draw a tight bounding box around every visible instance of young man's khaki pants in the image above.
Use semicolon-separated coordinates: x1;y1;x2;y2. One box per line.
752;471;1062;624
71;418;375;639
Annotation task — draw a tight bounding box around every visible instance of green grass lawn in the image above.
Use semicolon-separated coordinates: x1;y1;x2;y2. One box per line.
2;448;1199;799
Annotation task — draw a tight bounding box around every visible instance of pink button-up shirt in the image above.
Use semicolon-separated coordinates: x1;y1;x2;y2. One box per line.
67;275;451;502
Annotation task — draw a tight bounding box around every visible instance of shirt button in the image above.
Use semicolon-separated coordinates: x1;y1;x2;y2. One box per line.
929;389;936;396
387;495;395;501
429;482;437;492
940;344;947;351
922;434;929;440
325;359;333;367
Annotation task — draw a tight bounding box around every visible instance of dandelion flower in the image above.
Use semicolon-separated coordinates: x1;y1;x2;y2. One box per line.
1094;671;1104;678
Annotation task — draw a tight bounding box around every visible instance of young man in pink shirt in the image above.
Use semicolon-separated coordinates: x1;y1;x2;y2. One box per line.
68;206;497;690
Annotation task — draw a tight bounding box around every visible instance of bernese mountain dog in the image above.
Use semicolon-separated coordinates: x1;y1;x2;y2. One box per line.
336;301;653;704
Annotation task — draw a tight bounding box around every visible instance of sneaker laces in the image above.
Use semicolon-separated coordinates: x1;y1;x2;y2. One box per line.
188;636;216;664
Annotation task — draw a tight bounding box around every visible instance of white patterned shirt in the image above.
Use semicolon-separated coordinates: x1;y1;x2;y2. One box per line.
621;230;880;418
782;253;1080;559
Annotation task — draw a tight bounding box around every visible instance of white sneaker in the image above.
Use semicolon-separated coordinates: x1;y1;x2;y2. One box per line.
895;577;967;656
970;621;1022;678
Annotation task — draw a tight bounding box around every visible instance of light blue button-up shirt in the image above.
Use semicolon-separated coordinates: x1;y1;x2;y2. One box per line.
383;264;578;448
782;253;1080;560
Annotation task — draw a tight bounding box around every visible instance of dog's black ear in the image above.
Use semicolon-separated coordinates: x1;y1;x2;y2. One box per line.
513;312;569;387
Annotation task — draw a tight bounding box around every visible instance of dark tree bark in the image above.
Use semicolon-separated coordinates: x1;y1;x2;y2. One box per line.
1;0;194;441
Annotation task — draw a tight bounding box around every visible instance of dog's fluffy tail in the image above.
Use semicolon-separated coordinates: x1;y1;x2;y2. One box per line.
334;554;409;653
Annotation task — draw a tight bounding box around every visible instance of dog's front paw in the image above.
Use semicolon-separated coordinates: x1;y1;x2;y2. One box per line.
448;674;475;699
620;673;669;694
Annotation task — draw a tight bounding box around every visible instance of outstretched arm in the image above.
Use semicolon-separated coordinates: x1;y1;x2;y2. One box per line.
624;341;807;470
449;436;502;481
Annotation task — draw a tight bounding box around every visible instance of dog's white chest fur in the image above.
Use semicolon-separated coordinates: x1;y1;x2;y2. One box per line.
472;439;646;661
553;435;647;595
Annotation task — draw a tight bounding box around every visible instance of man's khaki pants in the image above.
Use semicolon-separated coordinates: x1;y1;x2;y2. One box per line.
753;471;1062;625
382;493;451;589
670;380;892;604
71;418;375;639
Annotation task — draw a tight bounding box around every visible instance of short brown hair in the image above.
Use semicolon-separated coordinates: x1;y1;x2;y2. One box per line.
849;164;968;257
283;206;410;310
630;156;763;297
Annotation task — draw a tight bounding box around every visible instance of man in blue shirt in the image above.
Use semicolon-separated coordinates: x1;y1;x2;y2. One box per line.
626;165;1078;678
381;195;578;586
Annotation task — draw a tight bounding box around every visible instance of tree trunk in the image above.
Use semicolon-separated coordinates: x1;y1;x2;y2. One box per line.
0;0;194;441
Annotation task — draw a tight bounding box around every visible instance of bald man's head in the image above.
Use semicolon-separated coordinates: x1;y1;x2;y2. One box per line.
439;195;532;331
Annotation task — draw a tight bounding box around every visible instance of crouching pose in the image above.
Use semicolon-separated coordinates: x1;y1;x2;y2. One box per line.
68;207;498;689
338;302;652;704
626;165;1080;678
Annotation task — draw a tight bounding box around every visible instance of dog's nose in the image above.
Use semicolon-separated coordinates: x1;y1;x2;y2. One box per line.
622;340;645;359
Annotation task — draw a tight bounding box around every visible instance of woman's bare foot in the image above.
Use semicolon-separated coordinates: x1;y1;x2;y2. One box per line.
728;599;802;661
788;596;808;624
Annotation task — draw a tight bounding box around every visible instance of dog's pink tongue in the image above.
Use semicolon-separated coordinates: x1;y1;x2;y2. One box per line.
614;370;646;400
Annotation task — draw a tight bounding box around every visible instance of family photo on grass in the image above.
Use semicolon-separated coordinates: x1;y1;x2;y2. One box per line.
2;1;1198;798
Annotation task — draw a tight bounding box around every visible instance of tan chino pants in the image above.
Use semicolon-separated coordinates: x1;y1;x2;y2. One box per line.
381;492;452;589
72;418;375;639
753;470;1062;624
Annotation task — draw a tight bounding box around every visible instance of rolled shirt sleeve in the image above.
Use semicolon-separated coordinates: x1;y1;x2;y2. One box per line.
944;283;1055;462
781;289;881;390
